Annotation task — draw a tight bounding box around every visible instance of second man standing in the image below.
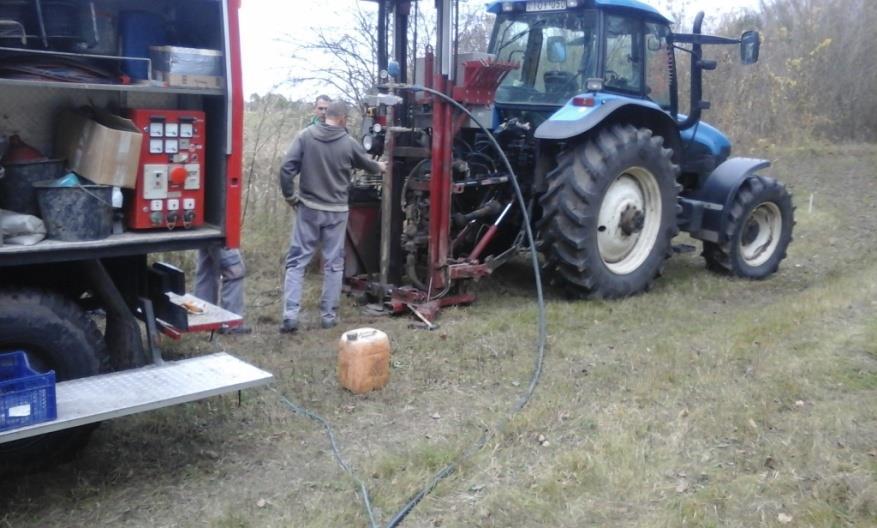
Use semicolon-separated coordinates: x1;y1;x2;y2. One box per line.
278;100;386;333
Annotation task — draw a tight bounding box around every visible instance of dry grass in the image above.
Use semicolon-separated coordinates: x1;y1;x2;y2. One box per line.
1;144;876;527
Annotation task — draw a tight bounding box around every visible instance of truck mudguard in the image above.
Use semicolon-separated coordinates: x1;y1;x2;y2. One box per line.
682;157;771;242
534;97;677;141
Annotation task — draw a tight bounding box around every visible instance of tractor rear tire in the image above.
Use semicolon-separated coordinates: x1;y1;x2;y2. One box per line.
702;175;793;278
538;125;680;298
0;289;109;474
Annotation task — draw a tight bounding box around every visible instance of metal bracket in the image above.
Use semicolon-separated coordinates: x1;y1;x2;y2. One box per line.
138;297;164;365
365;93;404;107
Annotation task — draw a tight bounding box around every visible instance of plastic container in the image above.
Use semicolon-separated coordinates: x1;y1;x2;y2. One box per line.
337;328;390;394
118;11;166;80
0;159;65;216
0;351;57;432
34;181;113;241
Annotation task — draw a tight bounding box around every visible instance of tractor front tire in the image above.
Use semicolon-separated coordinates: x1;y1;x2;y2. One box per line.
538;125;680;298
0;289;109;474
703;175;793;278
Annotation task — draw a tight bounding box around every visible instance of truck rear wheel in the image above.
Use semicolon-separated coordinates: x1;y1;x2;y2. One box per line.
703;175;793;278
538;125;680;298
0;289;109;473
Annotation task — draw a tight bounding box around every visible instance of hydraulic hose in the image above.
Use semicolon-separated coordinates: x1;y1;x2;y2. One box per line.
381;83;547;528
272;387;380;528
270;84;548;528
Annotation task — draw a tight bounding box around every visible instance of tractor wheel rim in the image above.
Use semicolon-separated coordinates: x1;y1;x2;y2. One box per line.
739;202;782;267
597;167;662;275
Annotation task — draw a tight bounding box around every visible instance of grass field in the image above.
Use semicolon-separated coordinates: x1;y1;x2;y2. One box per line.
1;145;876;527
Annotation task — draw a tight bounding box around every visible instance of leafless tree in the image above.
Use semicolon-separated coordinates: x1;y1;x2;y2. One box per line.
280;4;380;108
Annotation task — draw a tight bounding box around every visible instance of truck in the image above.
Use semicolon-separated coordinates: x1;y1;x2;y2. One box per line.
349;0;793;315
0;0;271;472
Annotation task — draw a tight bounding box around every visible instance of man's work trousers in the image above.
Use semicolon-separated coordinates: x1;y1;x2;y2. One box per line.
194;247;247;316
283;205;347;324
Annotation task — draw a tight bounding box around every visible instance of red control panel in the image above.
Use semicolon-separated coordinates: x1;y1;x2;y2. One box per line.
125;109;206;230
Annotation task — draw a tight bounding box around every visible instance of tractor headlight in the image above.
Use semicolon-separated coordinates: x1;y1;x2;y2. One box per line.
566;0;581;7
501;2;517;12
586;78;604;92
362;134;374;152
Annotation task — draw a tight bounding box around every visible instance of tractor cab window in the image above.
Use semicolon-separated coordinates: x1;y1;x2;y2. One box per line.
644;22;672;108
604;15;644;94
492;10;599;106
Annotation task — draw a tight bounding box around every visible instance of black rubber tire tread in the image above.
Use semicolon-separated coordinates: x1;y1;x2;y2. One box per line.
702;175;794;279
538;124;680;298
0;288;109;474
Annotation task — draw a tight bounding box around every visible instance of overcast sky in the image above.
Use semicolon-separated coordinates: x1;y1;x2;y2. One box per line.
240;0;763;98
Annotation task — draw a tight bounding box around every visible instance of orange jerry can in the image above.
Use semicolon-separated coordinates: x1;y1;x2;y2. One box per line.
337;328;390;394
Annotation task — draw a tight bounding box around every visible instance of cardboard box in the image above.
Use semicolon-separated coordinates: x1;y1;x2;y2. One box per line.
54;109;143;189
154;70;223;90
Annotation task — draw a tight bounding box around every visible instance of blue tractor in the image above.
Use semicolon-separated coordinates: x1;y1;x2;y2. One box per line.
356;0;793;303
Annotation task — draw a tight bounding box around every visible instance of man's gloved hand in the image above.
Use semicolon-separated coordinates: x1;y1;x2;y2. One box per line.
377;161;388;173
285;194;301;208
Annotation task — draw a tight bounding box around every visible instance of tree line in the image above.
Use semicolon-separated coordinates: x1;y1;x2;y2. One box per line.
241;0;876;226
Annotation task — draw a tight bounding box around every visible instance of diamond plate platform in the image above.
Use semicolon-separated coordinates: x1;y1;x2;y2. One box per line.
0;353;272;443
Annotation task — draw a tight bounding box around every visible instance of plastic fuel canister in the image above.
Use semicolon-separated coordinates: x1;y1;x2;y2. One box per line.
337;328;390;394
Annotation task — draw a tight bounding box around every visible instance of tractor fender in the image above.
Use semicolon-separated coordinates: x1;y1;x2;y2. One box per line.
682;157;771;242
534;98;678;144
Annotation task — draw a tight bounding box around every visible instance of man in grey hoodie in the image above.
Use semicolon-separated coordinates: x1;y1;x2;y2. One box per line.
278;100;386;332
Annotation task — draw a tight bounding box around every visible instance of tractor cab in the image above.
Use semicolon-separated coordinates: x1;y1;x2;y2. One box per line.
489;1;672;110
487;0;761;179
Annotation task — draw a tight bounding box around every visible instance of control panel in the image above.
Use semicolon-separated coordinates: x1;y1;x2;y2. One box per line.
125;109;206;230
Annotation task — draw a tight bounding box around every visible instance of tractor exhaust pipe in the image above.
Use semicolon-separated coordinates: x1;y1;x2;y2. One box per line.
677;11;705;131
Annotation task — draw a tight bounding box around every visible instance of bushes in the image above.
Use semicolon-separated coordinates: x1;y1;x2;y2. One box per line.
703;0;877;146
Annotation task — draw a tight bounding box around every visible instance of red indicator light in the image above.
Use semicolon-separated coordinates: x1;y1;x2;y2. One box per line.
572;96;596;107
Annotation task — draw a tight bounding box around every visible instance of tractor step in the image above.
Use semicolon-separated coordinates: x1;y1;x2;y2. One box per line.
672;243;698;254
0;352;272;444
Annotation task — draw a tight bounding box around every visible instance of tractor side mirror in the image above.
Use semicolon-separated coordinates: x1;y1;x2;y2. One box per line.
546;36;567;63
740;31;760;64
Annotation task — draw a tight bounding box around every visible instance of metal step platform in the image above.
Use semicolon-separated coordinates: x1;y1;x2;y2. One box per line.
157;292;245;338
0;353;272;444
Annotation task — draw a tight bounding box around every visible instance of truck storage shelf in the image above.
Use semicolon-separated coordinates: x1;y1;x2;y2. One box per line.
0;352;273;444
0;226;225;266
0;77;224;96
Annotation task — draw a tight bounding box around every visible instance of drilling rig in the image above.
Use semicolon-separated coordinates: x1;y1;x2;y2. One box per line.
349;0;793;319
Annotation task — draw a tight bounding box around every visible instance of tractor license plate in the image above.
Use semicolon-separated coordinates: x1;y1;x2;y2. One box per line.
526;1;566;12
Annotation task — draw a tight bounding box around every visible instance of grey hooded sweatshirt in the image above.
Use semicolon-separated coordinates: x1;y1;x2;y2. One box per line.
279;122;382;212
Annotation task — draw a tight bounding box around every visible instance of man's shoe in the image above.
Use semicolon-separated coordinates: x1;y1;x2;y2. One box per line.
219;325;252;335
280;319;299;334
320;318;337;329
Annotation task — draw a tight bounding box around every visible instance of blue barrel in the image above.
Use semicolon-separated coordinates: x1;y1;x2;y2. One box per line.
118;11;166;81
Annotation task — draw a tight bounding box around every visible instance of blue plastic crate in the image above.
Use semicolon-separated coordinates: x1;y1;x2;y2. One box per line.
0;351;57;432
